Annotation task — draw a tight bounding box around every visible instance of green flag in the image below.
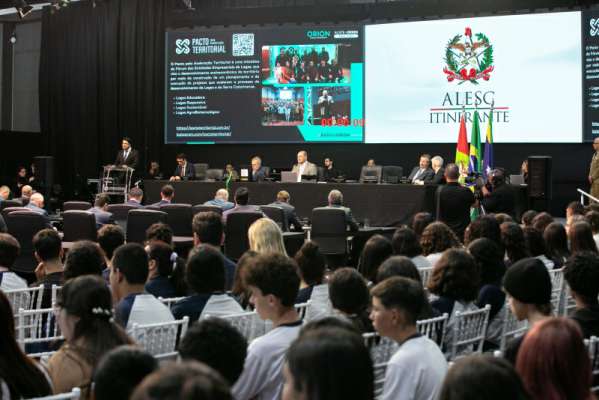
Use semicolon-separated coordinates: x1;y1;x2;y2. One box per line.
468;110;482;173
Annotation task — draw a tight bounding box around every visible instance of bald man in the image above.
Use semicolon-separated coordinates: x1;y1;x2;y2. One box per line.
291;150;318;182
203;189;234;211
19;185;33;206
25;193;52;228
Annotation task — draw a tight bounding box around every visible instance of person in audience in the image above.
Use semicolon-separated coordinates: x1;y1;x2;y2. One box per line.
172;245;242;321
329;267;373;333
126;187;144;207
320;189;359;232
267;190;303;231
420;222;461;266
566;201;586;219
500;222;529;267
543;222;570;268
111;243;174;329
436;163;475;240
283;326;374;400
376;256;421;285
516;317;593;400
145;222;173;245
250;156;268;182
144;224;187;295
204;188;235;210
231;250;259;309
566;213;586;236
222;186;263;223
19;184;32;206
531;211;554;234
248;217;288;255
523;226;554;269
322;157;338;181
63;240;105;280
87;193;115;229
0;214;5;234
144;241;177;298
481;169;516;216
358;234;393;284
520;209;538;227
468;238;506;349
169;153;194;181
291;150;318;182
391;226;431;269
0;233;27;290
502;257;552;364
564;252;599;338
408;153;434;184
48;275;132;397
494;213;513;225
425;155;445;184
147;161;162;180
98;224;125;281
439;355;530;400
0;290;52;398
232;253;302;400
93;346;158;400
585;210;599;249
32;228;64;308
569;220;599;255
371;277;448;400
0;185;9;204
179;318;248;386
411;212;434;239
464;215;502;246
25;192;52;228
131;361;231;400
294;241;326;304
149;184;174;207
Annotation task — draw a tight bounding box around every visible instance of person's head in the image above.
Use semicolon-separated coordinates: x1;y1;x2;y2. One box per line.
370;277;426;337
531;211;554;233
494;213;513;225
376;256;420;285
215;188;229;201
251;156;262;172
357;234;393;282
283;327;373;400
566;201;585;219
520;210;538;227
234;186;249;206
391;226;423;257
467;238;505;286
95;193;110;210
245;253;300;320
21;185;32;198
465;215;501;245
585;210;599;234
297;150;307;164
33;228;62;263
523;226;548;258
231;250;259;301
110;243;149;301
516;317;592;400
149;161;159;171
17;166;27;177
366;159;375;167
145;222;173;246
131;361;231;400
276;190;290;203
327;189;343;206
160;184;174;201
502;257;552;320
444;163;459;182
411;212;434;238
439;355;530;400
148;241;175;279
179;318;248;385
176;153;187;167
98;224;125;264
192;211;223;247
185;245;225;294
500;222;529;264
569;221;599;255
294;241;325;286
431;156;444;171
0;233;20;269
324;157;333;168
94;346;158;400
29;192;44;208
420;222;461;256
488;168;506;188
419;153;431;169
564;252;599;307
543;222;569;259
329;267;370;316
64;241;105;280
121;137;131;151
428;249;479;302
248;218;287;255
128;187;143;203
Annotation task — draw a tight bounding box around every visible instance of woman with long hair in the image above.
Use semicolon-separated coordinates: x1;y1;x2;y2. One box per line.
391;226;431;269
248;218;287;256
0;291;52;398
294;241;326;304
420;222;461;266
231;250;259;310
48;275;132;397
500;222;529;267
569;221;599;255
357;234;393;284
543;222;570;268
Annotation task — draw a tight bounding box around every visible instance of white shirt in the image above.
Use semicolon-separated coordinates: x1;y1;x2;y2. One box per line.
305;284;331;321
123;149;130;160
232;321;302;400
0;270;28;291
412;169;424;183
411;255;431;269
126;294;174;331
199;294;244;320
382;335;448;400
297;162;306;182
425;252;443;267
535;255;554;270
594;233;599;251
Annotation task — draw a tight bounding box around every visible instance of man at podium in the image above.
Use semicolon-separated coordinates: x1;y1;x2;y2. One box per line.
114;137;139;170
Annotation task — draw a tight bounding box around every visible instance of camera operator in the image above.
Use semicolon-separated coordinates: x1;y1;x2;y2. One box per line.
481;168;516;216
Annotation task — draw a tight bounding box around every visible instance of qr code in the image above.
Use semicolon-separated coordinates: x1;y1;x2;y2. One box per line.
232;33;254;57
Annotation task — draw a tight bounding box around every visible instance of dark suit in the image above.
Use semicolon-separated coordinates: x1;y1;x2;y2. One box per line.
326;204;359;232
149;199;171;207
173;162;195;180
482;184;516;216
25;203;52;228
250;167;268;182
114;148;140;170
0;214;6;233
268;201;303;231
408;166;435;183
126;199;143;208
222;205;264;224
322;167;339;182
437;182;475;240
426;168;446;185
87;207;116;229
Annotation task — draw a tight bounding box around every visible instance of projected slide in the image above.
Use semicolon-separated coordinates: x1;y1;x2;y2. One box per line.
365;12;582;143
165;26;364;144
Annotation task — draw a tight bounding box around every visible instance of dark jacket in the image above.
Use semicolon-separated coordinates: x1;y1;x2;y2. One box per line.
426;168;446;185
250;167;268;182
114;148;140;170
408;166;435;182
571;305;599;339
437;182;475;240
268;201;303;231
173;162;195;180
481;183;516;216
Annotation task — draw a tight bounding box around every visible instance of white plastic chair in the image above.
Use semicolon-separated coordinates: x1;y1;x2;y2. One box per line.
16;307;63;359
417;313;448;346
5;285;44;315
28;387;81;400
363;332;398;365
585;335;599;393
210;311;268;342
50;285;61;308
418;267;434;287
447;305;491;361
295;302;310;320
548;267;565;314
373;363;388;400
157;296;186;310
498;301;528;353
130;316;189;360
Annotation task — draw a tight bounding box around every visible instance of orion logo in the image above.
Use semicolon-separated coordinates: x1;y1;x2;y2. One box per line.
176;39;191;55
307;30;331;39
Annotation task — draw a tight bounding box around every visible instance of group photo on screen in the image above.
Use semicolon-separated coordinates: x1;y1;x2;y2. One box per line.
310;86;351;126
261;44;351;84
261;87;305;126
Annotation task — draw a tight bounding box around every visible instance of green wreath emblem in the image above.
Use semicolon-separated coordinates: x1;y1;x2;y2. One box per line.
443;28;494;85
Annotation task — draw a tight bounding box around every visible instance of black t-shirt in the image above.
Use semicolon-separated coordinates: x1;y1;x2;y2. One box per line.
571;305;599;339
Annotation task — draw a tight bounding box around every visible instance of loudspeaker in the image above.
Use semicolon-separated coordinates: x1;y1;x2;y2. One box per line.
527;156;552;199
33;156;54;198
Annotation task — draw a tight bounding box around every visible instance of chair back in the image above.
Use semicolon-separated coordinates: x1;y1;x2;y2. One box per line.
194;163;209;180
5;285;44;316
447;305;491;360
130;317;190;360
160;204;193;236
417;313;449;346
585;336;599;393
498;300;528;353
31;387;81;400
158;296;186;310
107;204;138;222
549;267;566;314
373;363;388;399
126;209;168;243
363;332;398;365
63;201;92;211
317;166;325;181
0;199;22;211
295;302;310;320
418;266;434;287
382;166;404;184
310;208;348;255
260;205;289;231
211;311;268;342
224;212;263;260
62;210;97;242
6;212;48;272
1;206;28;220
16;307;64;359
359;166;382;183
193;204;223;215
206;169;224;181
